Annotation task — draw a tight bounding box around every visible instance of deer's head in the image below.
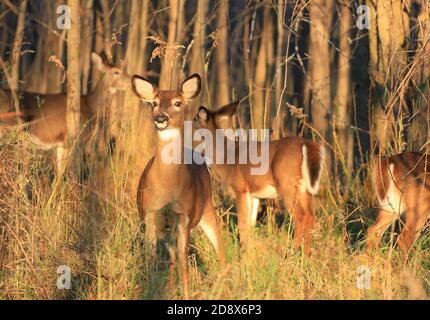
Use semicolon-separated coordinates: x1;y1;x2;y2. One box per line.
193;101;241;133
91;52;130;93
131;74;201;136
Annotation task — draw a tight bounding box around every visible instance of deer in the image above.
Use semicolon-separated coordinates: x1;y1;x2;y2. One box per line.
131;73;224;299
368;152;430;252
0;52;130;174
193;102;326;255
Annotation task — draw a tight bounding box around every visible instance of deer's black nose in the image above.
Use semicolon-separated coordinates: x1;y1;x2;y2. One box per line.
155;113;169;123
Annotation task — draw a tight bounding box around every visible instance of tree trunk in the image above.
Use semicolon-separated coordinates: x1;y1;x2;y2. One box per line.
253;5;271;139
309;0;333;165
10;0;27;125
367;0;409;153
159;0;180;90
66;0;82;177
26;0;65;93
215;0;230;107
81;0;94;94
335;0;353;173
190;0;207;107
272;0;285;139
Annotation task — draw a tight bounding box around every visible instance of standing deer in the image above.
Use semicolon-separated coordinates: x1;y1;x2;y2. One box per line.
368;152;430;251
193;102;325;255
0;52;130;174
131;74;224;299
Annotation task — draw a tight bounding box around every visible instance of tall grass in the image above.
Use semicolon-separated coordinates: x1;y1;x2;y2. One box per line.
0;120;428;300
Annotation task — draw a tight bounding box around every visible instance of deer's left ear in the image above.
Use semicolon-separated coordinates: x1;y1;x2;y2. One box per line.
180;74;201;99
197;106;209;121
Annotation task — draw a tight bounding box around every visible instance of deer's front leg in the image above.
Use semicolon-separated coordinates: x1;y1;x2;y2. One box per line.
177;214;190;299
367;209;397;250
144;210;159;272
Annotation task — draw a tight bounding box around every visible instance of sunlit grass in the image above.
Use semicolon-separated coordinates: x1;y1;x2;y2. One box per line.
0;130;428;300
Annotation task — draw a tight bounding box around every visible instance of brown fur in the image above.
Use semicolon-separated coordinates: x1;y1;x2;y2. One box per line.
0;52;130;150
194;102;325;255
132;74;224;299
368;152;430;251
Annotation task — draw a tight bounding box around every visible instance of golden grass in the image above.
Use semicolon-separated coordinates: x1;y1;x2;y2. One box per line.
0;128;428;300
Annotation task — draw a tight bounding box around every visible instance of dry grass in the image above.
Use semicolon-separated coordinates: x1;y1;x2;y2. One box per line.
0;124;428;300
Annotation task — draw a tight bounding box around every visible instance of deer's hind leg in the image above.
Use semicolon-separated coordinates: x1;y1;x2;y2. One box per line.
236;192;252;247
278;181;315;256
398;195;430;252
199;201;225;263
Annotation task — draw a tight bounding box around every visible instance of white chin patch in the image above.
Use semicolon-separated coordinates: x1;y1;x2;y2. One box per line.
155;121;168;130
158;128;181;141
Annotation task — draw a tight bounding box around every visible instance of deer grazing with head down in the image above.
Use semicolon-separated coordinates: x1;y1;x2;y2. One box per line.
131;73;224;299
193;102;326;255
0;52;130;174
368;152;430;252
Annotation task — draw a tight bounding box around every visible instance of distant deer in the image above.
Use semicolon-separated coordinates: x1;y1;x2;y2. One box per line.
131;74;224;299
0;52;130;174
193;102;325;255
368;152;430;251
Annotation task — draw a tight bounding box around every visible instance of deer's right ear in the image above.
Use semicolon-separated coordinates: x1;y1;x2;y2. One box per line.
131;75;157;101
214;101;240;119
91;52;104;71
181;74;201;99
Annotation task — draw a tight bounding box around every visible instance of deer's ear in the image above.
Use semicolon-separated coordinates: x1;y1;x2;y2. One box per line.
214;101;240;119
91;52;105;71
197;106;209;121
180;74;201;99
131;75;157;101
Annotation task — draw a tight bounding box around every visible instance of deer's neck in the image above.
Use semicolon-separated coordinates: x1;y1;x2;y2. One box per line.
84;81;113;114
152;128;189;177
206;132;239;179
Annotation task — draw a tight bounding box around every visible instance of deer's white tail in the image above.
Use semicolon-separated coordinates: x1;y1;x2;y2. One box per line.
372;159;404;214
301;143;325;195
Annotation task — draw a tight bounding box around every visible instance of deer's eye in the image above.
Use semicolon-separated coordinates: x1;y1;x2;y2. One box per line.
153;102;158;107
113;70;121;76
174;101;181;107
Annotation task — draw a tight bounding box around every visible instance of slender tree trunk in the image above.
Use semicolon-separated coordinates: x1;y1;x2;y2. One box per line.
190;0;207;107
10;0;27;125
100;0;112;59
273;0;285;139
335;0;353;172
216;0;230;106
66;0;82;177
92;12;105;90
135;0;149;75
309;0;333;166
81;0;94;94
253;5;270;139
159;0;180;90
